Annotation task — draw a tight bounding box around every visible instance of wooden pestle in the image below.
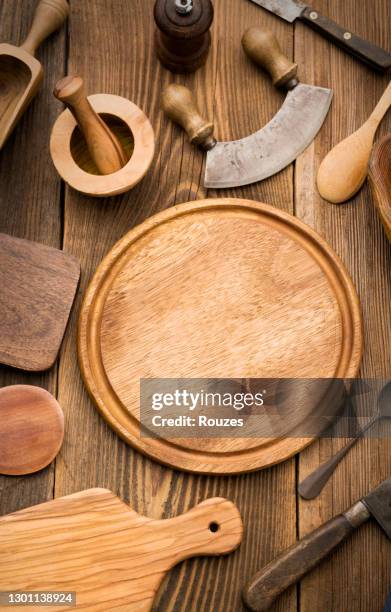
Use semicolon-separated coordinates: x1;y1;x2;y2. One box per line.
317;81;391;204
53;76;127;175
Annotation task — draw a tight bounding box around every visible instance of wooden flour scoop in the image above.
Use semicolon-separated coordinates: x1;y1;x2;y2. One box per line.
0;0;69;149
0;489;243;611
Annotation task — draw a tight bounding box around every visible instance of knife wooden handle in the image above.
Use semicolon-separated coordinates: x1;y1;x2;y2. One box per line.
20;0;69;57
161;84;216;150
54;75;127;175
243;503;370;611
301;7;391;72
242;28;298;89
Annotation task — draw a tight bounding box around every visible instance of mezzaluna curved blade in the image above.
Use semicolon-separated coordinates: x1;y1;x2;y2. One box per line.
204;84;333;189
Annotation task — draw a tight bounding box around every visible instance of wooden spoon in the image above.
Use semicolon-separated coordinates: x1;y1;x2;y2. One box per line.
369;133;391;242
53;75;128;175
0;385;64;476
317;81;391;204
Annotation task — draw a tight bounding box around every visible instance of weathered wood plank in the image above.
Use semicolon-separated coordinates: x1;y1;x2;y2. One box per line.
56;1;296;611
295;0;391;610
0;0;65;514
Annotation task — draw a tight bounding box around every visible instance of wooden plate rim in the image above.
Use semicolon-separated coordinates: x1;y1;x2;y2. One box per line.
78;198;363;474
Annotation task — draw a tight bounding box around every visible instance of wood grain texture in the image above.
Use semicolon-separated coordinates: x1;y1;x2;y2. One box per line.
369;133;391;242
0;0;66;516
0;0;68;148
0;233;80;371
0;489;242;611
0;385;64;475
79;197;362;473
1;0;390;611
294;1;391;612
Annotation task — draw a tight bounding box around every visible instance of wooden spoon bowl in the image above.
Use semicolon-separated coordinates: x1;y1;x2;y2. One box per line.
50;94;155;197
369;133;391;242
0;385;64;476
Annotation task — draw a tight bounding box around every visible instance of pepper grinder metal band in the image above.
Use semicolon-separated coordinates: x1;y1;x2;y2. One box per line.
154;0;214;73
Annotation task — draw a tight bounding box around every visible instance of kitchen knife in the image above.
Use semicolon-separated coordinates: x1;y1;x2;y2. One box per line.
248;0;391;72
243;477;391;611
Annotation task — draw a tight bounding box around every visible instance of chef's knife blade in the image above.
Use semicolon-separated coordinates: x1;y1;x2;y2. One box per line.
249;0;305;23
243;477;391;611
248;0;391;72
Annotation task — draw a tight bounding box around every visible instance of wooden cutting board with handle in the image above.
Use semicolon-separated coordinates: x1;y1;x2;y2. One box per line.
78;198;362;474
0;488;243;611
0;233;80;371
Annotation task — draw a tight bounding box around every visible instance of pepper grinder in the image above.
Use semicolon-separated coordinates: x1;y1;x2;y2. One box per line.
154;0;214;73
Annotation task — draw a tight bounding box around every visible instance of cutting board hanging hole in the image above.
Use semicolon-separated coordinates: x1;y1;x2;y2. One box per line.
209;521;220;532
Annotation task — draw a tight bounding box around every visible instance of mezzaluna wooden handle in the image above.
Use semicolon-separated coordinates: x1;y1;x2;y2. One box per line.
301;7;391;72
243;506;369;611
161;84;216;151
242;28;298;90
20;0;69;57
157;497;243;559
54;75;127;175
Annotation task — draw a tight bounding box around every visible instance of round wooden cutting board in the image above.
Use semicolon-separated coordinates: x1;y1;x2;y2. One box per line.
78;198;363;474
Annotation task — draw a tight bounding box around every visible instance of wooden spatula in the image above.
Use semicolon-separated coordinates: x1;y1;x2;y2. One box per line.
0;385;64;476
0;233;80;371
0;0;69;149
0;489;243;611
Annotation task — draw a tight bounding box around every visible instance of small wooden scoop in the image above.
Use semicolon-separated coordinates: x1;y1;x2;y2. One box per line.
369;133;391;242
0;385;64;476
317;81;391;203
54;75;128;175
0;0;69;149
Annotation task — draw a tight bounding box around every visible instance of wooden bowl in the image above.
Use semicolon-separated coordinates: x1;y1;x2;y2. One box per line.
50;94;155;197
369;134;391;242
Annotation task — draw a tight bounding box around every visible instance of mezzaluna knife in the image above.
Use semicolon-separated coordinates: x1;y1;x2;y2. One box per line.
243;477;391;611
248;0;391;72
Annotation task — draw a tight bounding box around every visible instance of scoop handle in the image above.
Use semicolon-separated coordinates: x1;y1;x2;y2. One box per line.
54;76;127;175
242;27;298;90
162;84;216;151
20;0;69;57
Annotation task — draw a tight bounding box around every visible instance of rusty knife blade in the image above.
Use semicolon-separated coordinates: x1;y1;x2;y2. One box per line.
362;478;391;539
204;83;332;189
248;0;306;23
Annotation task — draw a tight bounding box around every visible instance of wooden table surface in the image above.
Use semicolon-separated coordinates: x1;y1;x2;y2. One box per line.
0;1;390;610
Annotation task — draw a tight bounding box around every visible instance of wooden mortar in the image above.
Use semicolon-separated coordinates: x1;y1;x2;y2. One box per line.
50;78;155;197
